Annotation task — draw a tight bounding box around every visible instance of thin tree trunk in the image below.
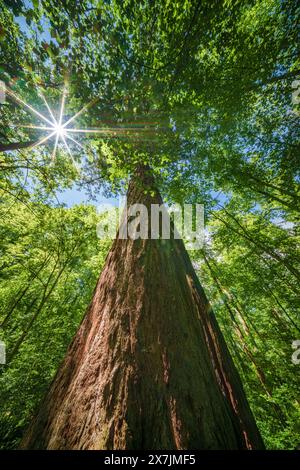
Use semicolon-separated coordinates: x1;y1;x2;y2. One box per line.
246;172;300;203
0;255;51;329
20;166;264;450
214;211;300;281
7;242;82;363
202;253;250;335
0;140;38;153
204;254;266;342
202;254;286;425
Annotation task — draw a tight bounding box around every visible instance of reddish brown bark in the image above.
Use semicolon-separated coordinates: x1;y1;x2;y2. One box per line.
20;166;264;450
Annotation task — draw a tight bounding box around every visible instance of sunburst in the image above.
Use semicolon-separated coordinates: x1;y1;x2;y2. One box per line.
3;83;164;169
4;85;102;170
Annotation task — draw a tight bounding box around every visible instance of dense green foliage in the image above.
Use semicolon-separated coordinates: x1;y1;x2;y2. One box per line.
0;0;299;449
0;199;111;448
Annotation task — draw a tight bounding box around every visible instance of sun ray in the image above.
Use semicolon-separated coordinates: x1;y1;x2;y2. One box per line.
51;133;60;163
58;87;67;127
29;130;57;150
5;87;54;126
66;127;149;134
62;97;99;128
66;133;85;149
17;124;54;131
61;134;80;172
67;128;107;133
39;91;57;124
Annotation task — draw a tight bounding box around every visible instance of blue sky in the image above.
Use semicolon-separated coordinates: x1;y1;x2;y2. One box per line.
56;185;118;208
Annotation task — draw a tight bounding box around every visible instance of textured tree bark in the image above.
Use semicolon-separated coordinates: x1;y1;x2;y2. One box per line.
20;166;264;450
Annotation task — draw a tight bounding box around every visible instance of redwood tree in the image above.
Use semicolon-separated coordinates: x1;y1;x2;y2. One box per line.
20;167;264;450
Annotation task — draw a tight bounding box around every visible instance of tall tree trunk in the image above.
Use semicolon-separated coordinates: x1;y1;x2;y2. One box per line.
20;166;264;450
